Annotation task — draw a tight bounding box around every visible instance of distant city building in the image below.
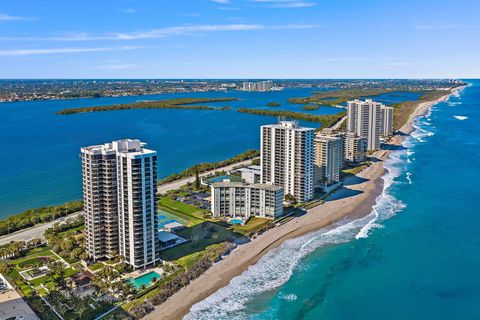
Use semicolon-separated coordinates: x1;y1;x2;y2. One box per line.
242;80;274;92
211;182;283;219
345;132;367;163
313;134;342;188
237;165;261;184
261;120;315;202
81;139;160;268
347;99;392;150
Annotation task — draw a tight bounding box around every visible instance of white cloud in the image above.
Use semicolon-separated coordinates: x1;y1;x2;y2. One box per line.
0;46;141;56
123;9;137;14
0;13;34;21
210;0;230;3
251;0;316;8
0;23;320;41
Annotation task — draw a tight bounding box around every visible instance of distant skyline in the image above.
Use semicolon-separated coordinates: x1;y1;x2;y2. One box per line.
0;0;479;78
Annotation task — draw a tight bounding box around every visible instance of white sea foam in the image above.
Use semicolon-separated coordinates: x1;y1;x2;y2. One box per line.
448;101;461;106
184;99;444;320
410;123;434;142
185;153;408;320
279;293;297;301
454;115;468;120
406;172;412;184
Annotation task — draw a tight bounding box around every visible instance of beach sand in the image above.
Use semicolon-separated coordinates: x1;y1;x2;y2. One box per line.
145;87;464;320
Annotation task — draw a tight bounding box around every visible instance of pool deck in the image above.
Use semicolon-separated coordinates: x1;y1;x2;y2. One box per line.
123;267;164;281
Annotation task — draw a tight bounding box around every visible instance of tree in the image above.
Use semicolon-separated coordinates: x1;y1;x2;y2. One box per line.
0;261;12;275
194;165;201;190
47;261;68;291
285;194;297;204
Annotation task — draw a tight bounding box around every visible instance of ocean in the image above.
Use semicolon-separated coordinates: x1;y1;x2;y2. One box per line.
184;80;480;320
0;87;416;218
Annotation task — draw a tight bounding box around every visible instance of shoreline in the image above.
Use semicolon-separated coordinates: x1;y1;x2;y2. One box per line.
146;152;387;320
145;86;464;320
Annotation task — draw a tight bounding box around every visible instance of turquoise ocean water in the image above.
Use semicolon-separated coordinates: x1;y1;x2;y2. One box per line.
185;81;480;319
0;87;417;218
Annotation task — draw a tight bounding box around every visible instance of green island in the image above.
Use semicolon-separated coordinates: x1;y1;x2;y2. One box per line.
286;87;455;131
55;97;239;115
0;200;83;236
266;102;281;107
302;104;319;111
236;108;346;130
159;149;259;184
288;88;398;106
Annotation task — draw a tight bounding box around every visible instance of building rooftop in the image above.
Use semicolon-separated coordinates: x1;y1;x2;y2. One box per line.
211;181;283;192
81;139;156;157
237;166;261;173
262;120;315;132
158;231;181;243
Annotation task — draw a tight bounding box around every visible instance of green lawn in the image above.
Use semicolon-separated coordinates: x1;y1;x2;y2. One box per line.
230;217;271;235
158;197;205;226
159;222;244;261
341;161;372;176
89;262;104;271
12;250;60;270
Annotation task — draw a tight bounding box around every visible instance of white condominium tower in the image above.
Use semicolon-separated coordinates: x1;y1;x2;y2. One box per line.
211;182;284;219
81;139;160;269
313;134;342;187
381;105;394;136
261;120;315;202
347;99;394;151
345;132;367;163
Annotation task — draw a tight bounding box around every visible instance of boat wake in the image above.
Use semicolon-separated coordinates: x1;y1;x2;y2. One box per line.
454;115;468;121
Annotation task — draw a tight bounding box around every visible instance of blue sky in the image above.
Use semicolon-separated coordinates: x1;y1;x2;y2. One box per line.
0;0;478;78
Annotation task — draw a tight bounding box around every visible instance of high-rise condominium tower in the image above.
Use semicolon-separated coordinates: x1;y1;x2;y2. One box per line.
81;139;159;268
345;132;367;163
347;99;394;151
313;134;342;187
261;120;315;202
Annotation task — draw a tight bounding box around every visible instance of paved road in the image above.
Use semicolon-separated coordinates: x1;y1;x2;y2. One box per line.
0;212;83;245
157;158;256;194
0;158;256;245
330;115;347;131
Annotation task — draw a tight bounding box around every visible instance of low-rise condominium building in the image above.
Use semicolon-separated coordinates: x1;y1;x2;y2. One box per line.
211;182;284;219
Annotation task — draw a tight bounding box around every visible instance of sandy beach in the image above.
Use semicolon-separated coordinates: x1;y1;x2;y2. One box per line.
145;87;464;320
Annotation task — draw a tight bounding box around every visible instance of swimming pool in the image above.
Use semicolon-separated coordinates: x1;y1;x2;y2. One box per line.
128;271;161;289
229;219;244;225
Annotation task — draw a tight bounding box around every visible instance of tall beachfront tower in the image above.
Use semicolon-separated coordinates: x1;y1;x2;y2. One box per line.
81;139;160;269
345;132;367;163
261;120;315;202
381;105;394;136
313;134;342;188
347;99;382;151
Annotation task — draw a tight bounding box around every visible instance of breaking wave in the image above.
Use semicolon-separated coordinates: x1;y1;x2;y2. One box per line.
184;97;442;320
